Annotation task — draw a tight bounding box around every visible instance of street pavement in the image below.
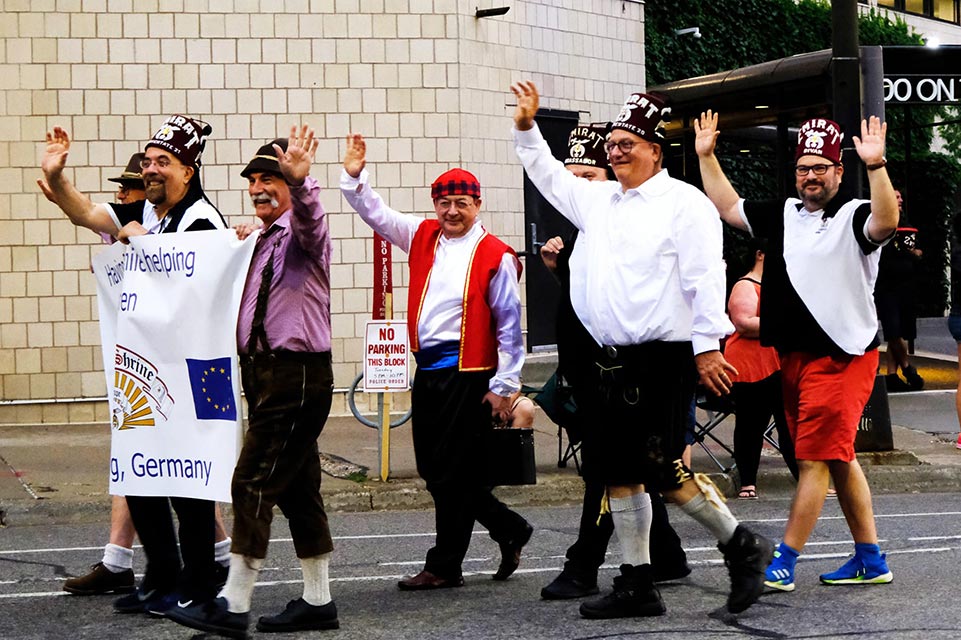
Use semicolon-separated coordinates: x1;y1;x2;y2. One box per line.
2;317;961;527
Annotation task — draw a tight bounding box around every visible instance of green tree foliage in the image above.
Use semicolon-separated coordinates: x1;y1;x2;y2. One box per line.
646;0;961;312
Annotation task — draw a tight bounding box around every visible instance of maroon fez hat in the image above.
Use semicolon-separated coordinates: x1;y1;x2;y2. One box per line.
610;92;670;143
565;123;610;168
431;168;481;200
795;118;844;164
145;114;212;168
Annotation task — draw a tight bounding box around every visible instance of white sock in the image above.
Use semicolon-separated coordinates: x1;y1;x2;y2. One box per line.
301;553;332;606
609;493;652;567
101;543;133;573
218;553;263;614
214;537;232;567
679;492;738;544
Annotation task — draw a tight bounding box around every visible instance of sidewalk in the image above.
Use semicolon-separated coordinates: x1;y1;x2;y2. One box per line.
3;363;961;528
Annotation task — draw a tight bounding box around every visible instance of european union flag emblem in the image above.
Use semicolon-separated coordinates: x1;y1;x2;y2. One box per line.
185;357;237;421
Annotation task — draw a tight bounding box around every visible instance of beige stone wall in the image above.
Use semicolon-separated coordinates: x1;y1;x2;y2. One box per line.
0;0;644;424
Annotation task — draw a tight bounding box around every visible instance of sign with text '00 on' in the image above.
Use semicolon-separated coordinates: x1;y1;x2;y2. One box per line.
364;320;410;392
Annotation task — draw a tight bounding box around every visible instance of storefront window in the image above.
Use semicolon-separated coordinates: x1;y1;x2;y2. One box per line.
933;0;958;22
903;0;925;14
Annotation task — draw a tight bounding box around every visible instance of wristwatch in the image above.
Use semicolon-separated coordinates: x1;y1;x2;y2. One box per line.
865;158;887;171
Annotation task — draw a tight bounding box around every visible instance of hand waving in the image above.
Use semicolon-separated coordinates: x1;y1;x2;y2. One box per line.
693;110;721;158
42;127;72;180
276;124;318;186
343;133;367;178
852;116;886;166
510;81;540;131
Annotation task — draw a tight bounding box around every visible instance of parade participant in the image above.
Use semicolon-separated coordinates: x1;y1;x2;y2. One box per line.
340;133;533;590
168;127;340;637
695;110;897;592
512;81;773;619
539;123;689;601
41;114;228;614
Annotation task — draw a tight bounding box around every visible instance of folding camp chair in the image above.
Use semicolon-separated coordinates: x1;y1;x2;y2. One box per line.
524;377;582;473
762;417;782;452
692;389;737;473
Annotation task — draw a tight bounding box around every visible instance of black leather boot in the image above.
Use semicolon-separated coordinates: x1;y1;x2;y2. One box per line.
579;564;666;619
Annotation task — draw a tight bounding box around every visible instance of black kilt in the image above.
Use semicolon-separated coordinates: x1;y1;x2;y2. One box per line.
579;340;696;490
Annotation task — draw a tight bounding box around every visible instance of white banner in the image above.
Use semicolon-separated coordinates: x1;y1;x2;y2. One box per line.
92;230;257;502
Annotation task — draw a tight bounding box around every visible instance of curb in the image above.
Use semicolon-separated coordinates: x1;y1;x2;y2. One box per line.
6;454;961;528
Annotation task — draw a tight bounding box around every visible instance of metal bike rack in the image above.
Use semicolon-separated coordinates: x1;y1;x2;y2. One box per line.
346;372;413;429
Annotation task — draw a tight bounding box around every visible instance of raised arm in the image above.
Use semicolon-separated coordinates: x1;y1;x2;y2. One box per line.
853;116;898;242
340;133;421;251
694;111;748;231
40;127;120;235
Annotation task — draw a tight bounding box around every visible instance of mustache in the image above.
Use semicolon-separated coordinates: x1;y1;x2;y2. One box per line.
251;194;279;207
802;180;823;189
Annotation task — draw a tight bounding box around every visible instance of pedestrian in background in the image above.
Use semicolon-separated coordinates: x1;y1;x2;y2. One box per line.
875;188;924;392
725;237;798;501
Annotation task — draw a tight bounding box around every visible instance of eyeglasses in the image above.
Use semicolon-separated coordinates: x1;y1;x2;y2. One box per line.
794;163;837;177
139;156;173;170
603;139;638;155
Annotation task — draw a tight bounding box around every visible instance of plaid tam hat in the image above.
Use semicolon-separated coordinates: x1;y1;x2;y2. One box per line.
145;114;212;168
431;168;481;199
611;92;670;143
795;118;844;164
565;123;610;168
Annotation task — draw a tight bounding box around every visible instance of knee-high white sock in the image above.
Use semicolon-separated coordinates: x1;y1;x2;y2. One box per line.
219;553;263;614
679;491;738;544
301;553;332;606
609;493;653;567
214;537;232;567
101;543;134;573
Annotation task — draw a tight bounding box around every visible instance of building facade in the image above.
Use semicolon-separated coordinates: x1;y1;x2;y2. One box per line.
0;0;644;424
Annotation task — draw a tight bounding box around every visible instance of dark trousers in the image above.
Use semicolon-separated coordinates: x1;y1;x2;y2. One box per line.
732;373;798;486
412;367;530;580
234;352;334;559
126;494;216;602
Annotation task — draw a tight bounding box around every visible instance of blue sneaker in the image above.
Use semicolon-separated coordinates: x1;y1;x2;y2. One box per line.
764;548;796;592
819;553;893;585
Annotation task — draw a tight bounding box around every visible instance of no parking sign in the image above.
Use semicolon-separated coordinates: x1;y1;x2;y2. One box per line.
363;320;410;392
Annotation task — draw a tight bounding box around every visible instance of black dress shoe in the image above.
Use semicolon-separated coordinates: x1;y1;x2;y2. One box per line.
493;522;534;581
397;570;465;591
166;597;249;639
256;598;339;632
541;572;600;600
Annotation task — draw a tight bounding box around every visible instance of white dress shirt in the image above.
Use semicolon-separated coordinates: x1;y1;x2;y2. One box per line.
340;169;524;396
513;125;733;355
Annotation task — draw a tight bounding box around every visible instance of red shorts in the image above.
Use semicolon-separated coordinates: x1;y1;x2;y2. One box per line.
780;350;878;462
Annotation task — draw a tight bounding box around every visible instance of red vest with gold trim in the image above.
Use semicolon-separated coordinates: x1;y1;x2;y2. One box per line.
407;220;521;371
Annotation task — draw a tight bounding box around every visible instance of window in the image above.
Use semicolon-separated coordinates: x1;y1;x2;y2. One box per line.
870;0;960;25
934;0;959;21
